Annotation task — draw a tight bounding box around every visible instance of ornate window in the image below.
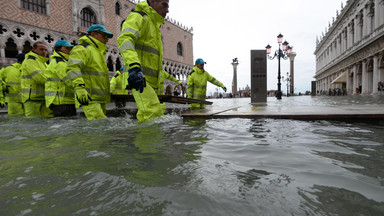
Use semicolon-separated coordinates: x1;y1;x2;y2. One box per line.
21;0;47;14
22;41;32;53
107;56;114;72
80;7;96;28
115;2;121;15
5;38;18;58
177;42;183;56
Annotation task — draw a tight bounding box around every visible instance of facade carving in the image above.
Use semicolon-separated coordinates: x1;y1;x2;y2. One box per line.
0;0;193;95
314;0;384;95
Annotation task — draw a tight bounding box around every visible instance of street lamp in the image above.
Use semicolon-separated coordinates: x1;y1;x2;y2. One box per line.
266;33;293;100
282;72;291;97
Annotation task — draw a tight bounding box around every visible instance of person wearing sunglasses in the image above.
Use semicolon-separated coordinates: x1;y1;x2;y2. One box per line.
65;24;113;120
118;0;169;122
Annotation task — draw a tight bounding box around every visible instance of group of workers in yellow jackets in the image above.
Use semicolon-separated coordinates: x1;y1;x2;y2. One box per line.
0;0;226;122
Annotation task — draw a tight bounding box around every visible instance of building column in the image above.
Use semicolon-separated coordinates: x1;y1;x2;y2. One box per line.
372;55;379;94
353;64;358;95
362;60;368;94
231;61;239;96
363;6;368;38
375;0;380;30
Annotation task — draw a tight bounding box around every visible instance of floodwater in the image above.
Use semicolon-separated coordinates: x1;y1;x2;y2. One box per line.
1;96;384;216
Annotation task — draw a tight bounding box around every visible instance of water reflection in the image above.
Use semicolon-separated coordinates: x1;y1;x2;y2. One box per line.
1;97;384;215
299;185;384;215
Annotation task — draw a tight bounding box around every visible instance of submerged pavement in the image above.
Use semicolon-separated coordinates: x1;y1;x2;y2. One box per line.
180;104;384;120
2;96;384;120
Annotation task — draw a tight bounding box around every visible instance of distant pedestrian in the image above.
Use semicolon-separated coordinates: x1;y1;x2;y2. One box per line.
378;81;383;95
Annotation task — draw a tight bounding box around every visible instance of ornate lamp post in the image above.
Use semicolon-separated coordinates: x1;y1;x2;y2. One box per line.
282;72;291;97
266;33;293;100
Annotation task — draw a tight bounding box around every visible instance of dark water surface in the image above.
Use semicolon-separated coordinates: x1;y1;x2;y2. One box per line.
1;96;384;216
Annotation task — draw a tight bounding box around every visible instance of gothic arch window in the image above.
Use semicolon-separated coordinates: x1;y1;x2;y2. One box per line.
22;41;32;53
107;56;114;72
115;2;121;15
5;38;18;58
116;58;122;71
21;0;47;14
177;42;183;56
80;7;97;28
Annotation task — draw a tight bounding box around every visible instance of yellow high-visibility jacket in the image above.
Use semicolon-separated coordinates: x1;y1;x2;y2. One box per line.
187;66;225;101
65;35;110;107
45;51;75;107
21;51;48;102
117;1;164;90
157;70;182;95
1;63;22;103
110;71;129;94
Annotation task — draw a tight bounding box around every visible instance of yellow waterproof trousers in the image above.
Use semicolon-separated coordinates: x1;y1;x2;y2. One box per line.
7;102;24;116
24;100;54;118
190;103;206;110
81;103;107;120
132;84;163;122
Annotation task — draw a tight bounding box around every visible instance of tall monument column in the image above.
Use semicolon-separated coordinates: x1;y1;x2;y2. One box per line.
289;52;296;95
231;58;239;97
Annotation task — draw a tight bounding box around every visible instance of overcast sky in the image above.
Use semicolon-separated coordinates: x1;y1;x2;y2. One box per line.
166;0;347;95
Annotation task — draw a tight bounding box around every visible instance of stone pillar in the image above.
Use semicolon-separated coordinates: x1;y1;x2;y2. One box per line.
231;61;239;96
375;0;380;30
353;64;357;95
288;52;296;95
354;15;359;43
362;60;368;94
373;55;379;94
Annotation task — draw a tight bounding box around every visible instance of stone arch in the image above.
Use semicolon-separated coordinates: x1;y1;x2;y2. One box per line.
79;6;98;28
5;37;18;58
379;54;384;69
165;85;172;95
22;40;33;53
107;55;114;72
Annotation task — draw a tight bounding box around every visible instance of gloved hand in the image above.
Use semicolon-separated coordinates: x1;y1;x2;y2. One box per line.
75;85;91;105
222;87;227;92
0;100;5;108
4;86;10;94
127;67;146;93
0;95;5;108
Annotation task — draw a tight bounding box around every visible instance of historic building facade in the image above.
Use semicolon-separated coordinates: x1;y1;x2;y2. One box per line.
314;0;384;95
0;0;193;95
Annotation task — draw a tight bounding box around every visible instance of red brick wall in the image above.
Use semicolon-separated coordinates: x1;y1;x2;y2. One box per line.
0;0;73;34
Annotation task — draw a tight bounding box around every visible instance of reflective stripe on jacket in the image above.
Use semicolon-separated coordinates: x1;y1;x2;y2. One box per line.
117;1;164;89
21;51;48;102
2;63;22;103
45;51;75;107
187;66;225;100
65;35;110;106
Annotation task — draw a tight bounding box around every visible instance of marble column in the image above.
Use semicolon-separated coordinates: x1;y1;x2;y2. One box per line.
372;55;379;94
362;60;368;94
353;64;358;95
